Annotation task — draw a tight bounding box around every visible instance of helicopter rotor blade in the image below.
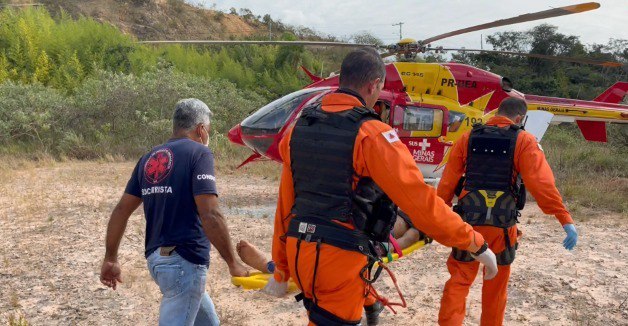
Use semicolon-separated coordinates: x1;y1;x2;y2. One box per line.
435;48;623;68
420;2;600;45
380;50;396;58
139;40;377;47
141;39;393;59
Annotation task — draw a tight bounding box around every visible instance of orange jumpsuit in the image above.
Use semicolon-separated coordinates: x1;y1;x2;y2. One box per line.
437;116;573;326
271;92;486;324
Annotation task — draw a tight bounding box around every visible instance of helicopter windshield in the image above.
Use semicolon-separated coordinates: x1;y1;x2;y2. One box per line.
241;88;329;132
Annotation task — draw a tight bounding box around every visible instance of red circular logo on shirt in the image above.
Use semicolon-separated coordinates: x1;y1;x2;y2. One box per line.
144;148;174;184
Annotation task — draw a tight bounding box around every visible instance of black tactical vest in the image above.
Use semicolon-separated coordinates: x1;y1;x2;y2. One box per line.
288;103;399;325
453;123;525;265
289;104;396;242
458;124;524;228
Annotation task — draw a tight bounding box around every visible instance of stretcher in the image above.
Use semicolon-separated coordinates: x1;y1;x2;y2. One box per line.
231;239;430;291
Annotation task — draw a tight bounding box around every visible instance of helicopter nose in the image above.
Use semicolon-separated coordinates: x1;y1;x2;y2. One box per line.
228;123;275;156
227;124;245;146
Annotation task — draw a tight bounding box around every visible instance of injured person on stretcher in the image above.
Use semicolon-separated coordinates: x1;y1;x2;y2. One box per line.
236;212;425;325
236;211;423;275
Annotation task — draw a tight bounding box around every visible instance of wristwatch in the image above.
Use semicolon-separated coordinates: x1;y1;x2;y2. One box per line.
266;261;276;273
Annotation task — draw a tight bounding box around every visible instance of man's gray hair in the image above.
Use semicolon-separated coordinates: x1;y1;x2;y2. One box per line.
172;98;214;132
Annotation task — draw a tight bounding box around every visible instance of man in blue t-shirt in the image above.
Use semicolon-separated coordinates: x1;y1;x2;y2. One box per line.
100;98;248;326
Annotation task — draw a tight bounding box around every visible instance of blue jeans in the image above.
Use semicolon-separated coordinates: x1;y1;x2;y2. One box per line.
147;249;220;326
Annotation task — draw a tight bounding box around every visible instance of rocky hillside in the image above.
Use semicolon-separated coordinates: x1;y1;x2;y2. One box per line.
4;0;264;40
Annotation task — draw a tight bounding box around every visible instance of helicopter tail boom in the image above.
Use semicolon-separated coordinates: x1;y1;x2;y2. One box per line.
525;85;628;142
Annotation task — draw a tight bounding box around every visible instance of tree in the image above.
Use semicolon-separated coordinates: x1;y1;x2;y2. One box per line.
590;38;628;63
452;24;627;100
275;33;305;68
51;51;84;91
485;31;530;52
0;55;9;83
351;31;384;46
33;50;52;84
214;10;225;21
262;14;272;25
239;8;255;21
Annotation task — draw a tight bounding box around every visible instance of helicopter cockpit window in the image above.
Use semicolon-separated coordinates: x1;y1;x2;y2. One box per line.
402;106;442;131
241;88;327;132
393;105;444;138
448;111;466;132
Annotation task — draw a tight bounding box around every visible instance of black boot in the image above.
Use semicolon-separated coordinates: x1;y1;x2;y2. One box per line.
364;301;385;326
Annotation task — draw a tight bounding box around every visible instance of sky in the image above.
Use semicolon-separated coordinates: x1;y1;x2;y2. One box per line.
188;0;627;50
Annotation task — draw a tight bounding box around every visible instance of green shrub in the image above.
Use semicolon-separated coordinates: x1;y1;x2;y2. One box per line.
0;69;265;160
0;7;135;92
0;7;316;99
0;82;68;153
542;124;628;215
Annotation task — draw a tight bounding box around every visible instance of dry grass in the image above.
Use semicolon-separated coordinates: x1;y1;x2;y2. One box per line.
233;161;282;182
9;292;20;308
7;313;29;326
0;154;57;177
0;161;627;325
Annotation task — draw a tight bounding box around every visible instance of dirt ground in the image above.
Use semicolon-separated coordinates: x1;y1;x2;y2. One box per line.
0;161;626;325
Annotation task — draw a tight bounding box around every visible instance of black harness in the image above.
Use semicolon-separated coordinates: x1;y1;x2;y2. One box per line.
452;123;526;265
287;104;398;325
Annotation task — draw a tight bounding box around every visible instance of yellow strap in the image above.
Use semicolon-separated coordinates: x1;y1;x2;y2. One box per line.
478;190;504;208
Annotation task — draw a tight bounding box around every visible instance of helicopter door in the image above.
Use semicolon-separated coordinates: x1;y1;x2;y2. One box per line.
392;104;449;166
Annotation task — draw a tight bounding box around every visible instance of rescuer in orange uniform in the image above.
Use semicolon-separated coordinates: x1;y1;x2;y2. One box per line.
261;48;499;326
437;97;579;326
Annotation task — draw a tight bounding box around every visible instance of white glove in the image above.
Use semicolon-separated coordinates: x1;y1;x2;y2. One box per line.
471;246;498;280
262;277;288;297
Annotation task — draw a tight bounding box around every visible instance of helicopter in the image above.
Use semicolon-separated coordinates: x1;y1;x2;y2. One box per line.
226;63;627;182
142;2;628;183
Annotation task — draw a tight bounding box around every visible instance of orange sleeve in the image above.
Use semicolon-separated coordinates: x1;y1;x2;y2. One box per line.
515;131;573;226
271;127;296;282
437;133;469;206
356;121;484;251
